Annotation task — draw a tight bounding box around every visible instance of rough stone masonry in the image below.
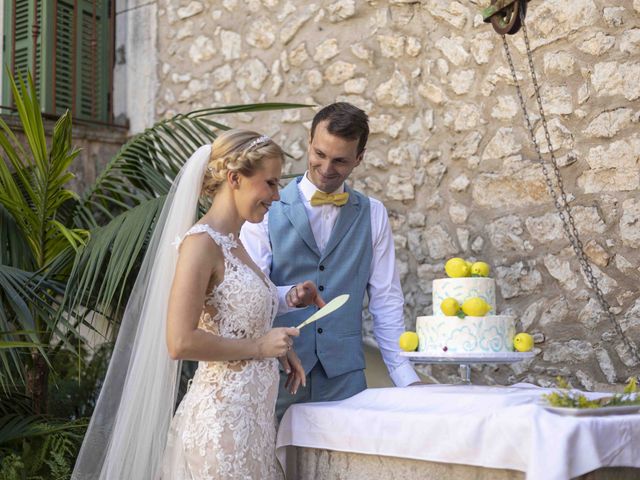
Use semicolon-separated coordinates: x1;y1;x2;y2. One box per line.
156;0;640;390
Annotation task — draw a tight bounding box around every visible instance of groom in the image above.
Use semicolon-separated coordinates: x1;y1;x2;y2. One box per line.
241;102;419;418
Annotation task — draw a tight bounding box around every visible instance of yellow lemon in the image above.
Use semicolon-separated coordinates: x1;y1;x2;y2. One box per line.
470;261;490;277
441;297;461;316
461;297;491;317
514;333;534;352
444;258;471;278
399;332;419;352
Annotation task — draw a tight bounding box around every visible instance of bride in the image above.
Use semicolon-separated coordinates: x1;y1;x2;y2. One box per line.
72;130;324;479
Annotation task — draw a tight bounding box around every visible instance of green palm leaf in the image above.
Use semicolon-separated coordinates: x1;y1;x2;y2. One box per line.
63;197;166;332
0;265;60;392
74;103;308;228
0;74;86;270
0;205;35;270
0;413;87;446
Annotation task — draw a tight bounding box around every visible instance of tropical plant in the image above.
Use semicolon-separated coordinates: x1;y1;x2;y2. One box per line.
0;73;85;412
0;68;307;476
0;344;107;479
0;413;87;480
0;70;307;407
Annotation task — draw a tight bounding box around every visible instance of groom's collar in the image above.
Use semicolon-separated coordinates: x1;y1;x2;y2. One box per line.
279;173;357;206
298;172;345;202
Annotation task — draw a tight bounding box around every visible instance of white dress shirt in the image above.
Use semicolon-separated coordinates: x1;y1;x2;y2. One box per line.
240;173;419;387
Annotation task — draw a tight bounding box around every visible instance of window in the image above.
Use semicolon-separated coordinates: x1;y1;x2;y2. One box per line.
2;0;114;123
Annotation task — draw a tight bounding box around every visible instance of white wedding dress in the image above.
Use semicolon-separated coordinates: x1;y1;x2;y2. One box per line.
161;224;283;479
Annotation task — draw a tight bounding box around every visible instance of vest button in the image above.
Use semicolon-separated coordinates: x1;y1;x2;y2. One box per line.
319;265;325;271
319;285;324;291
317;327;323;334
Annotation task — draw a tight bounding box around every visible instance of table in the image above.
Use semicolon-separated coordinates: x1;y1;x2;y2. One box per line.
276;384;640;480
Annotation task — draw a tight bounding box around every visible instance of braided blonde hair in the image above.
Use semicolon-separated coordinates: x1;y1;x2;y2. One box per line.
202;129;284;197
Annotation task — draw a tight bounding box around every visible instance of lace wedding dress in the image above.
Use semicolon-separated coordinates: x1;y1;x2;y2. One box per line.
161;224;283;479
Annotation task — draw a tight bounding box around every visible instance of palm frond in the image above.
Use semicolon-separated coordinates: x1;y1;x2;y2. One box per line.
0;266;41;335
0;413;87;446
62;197;166;330
10;75;47;165
0;339;25;394
0;73;85;269
0;205;35;270
74;103;309;228
0;265;63;389
0;341;39;349
0;414;45;445
0;333;42;394
0;391;32;416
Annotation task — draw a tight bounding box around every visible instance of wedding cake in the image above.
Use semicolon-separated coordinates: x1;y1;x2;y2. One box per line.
416;260;516;354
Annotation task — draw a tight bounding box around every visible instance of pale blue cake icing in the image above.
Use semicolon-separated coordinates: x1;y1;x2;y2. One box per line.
431;277;496;316
417;314;515;353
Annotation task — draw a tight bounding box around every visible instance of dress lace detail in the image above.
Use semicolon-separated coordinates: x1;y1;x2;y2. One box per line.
161;224;282;480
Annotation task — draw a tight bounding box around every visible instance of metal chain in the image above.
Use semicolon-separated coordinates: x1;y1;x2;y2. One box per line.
500;18;640;365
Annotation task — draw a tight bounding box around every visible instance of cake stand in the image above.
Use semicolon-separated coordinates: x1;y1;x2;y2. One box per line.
400;351;536;384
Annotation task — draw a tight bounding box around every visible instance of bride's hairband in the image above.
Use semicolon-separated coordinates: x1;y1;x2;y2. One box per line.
206;135;272;174
247;135;271;150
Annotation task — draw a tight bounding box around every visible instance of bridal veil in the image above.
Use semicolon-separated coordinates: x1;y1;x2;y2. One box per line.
72;145;211;480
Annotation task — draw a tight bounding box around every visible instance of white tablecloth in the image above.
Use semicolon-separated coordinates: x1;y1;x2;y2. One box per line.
276;384;640;480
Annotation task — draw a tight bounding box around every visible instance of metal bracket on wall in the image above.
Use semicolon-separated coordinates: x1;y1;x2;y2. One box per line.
483;0;530;35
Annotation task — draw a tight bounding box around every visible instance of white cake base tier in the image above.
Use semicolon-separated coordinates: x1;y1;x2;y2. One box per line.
417;315;515;354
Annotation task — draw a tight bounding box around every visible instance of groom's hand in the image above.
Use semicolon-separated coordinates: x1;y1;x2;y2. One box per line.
287;281;326;309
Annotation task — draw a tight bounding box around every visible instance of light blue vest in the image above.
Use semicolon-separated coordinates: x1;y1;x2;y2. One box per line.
269;177;373;378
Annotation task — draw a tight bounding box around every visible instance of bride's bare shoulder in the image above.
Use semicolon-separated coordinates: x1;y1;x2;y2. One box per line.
179;231;223;264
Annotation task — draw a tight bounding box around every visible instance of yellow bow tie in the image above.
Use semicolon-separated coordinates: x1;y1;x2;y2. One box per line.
310;190;349;207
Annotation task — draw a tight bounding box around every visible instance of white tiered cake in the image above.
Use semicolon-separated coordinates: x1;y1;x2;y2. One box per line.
417;277;515;354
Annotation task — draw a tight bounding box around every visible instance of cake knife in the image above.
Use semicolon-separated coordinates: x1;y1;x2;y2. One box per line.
295;294;350;329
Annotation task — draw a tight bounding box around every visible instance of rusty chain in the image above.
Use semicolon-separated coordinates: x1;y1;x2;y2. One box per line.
499;8;640;366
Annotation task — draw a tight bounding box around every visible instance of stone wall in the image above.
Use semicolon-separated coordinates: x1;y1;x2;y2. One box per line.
154;0;640;390
1;115;128;192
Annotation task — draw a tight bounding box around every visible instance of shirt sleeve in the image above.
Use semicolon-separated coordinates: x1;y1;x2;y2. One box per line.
239;215;295;316
367;199;420;387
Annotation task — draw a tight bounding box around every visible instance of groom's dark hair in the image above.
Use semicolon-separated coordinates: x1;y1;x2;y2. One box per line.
310;102;369;155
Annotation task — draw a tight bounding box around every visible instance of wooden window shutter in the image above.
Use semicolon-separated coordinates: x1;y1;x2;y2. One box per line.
75;0;110;122
2;0;112;123
54;0;74;115
2;0;43;105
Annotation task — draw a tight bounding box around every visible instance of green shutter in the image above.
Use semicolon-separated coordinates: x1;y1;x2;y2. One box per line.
54;0;74;114
2;0;42;107
2;0;111;122
76;0;110;122
13;0;32;78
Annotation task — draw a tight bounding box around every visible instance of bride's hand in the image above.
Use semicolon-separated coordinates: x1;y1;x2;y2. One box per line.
255;327;299;359
286;281;326;309
279;350;306;395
